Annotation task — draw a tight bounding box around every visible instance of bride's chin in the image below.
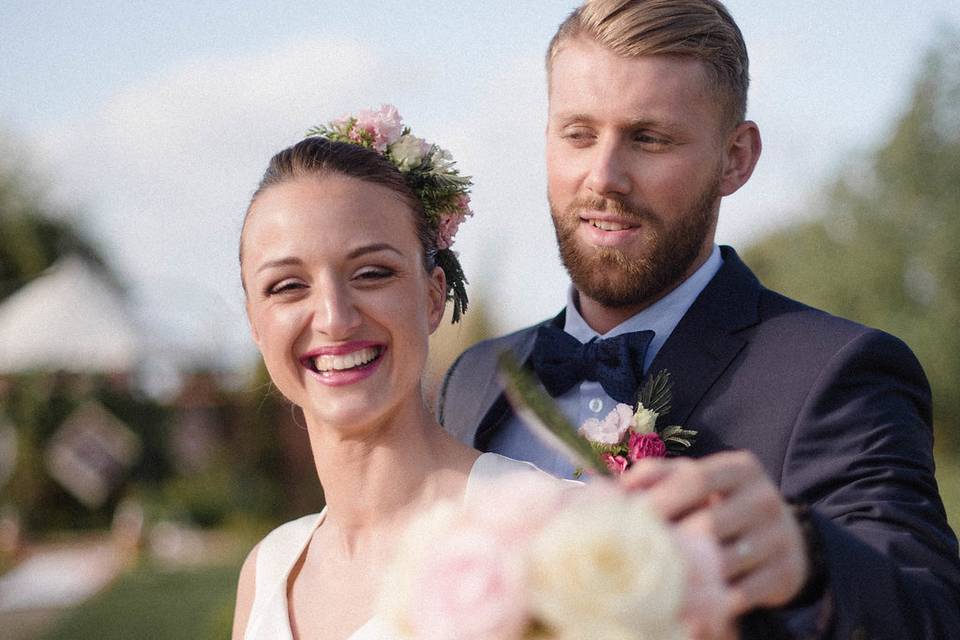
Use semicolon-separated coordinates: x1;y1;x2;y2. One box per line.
303;399;392;435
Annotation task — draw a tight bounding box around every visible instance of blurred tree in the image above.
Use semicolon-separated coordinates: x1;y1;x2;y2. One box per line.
743;31;960;457
0;131;107;301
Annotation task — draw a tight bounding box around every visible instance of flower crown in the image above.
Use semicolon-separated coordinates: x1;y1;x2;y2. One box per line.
306;105;472;323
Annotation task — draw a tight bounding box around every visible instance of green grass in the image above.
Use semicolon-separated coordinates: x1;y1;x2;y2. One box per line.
40;562;241;640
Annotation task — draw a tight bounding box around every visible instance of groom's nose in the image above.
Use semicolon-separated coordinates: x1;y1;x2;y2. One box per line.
311;282;361;339
585;138;631;197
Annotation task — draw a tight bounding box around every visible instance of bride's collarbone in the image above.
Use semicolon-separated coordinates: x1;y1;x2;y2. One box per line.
288;542;382;640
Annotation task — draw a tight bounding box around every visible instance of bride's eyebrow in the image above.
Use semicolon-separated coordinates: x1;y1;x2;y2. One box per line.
256;257;302;274
347;243;404;259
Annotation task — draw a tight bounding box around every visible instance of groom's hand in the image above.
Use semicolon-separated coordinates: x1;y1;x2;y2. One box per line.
622;451;809;615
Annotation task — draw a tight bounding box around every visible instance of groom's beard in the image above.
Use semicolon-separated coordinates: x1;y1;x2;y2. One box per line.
550;176;719;309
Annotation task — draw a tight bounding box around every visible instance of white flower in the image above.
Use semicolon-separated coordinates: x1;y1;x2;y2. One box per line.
390;134;432;172
632;405;659;434
579;403;635;445
429;145;454;171
527;490;686;640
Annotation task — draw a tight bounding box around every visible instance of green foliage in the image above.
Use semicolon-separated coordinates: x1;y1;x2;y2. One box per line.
637;370;672;416
437;248;469;322
743;33;960;460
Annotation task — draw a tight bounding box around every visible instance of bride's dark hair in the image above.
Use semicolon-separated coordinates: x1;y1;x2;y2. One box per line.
239;137;437;289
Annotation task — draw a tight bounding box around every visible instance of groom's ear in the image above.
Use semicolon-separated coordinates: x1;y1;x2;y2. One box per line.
427;266;447;333
719;120;762;197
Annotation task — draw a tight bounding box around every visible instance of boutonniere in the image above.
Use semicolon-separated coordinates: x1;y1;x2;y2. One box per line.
576;370;697;476
497;355;697;478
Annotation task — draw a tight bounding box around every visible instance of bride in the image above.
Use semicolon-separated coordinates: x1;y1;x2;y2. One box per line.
231;106;552;640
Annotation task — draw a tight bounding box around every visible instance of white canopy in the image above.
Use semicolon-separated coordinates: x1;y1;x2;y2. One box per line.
0;257;141;373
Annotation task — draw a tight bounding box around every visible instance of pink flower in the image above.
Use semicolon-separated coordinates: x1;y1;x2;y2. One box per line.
436;211;465;250
628;431;667;461
579;403;634;445
353;104;404;152
412;526;528;640
435;196;472;250
602;453;629;475
468;475;567;543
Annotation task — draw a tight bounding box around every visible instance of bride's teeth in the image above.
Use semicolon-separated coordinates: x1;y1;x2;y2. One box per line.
591;220;630;231
312;347;380;373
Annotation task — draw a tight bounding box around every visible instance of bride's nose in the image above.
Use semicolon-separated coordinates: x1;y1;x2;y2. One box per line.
311;282;361;339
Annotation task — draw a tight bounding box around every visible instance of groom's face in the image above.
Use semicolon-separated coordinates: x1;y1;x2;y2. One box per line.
546;37;727;310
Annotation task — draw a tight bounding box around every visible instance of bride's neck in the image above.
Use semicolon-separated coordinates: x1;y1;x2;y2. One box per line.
306;399;475;550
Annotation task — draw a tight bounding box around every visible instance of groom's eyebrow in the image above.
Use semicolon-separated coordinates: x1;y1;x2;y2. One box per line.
553;111;676;130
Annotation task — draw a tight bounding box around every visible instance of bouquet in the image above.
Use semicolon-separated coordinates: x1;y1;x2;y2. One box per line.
377;475;730;640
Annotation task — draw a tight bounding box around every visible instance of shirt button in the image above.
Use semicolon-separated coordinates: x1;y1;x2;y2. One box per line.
588;398;604;413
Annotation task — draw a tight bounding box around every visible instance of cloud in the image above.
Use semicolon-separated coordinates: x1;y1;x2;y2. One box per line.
26;35;562;367
31;36;431;368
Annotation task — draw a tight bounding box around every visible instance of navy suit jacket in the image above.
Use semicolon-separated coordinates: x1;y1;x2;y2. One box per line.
438;246;960;639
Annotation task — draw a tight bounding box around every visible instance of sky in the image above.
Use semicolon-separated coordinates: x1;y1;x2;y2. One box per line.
2;1;959;372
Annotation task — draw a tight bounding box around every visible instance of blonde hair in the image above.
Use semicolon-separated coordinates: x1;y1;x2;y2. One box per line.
547;0;749;127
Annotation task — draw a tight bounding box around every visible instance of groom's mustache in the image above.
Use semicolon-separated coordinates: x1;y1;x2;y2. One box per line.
566;196;653;223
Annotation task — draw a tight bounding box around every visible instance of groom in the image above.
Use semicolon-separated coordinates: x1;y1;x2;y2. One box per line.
439;0;960;638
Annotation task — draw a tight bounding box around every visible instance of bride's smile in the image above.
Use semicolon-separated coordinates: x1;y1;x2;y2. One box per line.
300;341;386;383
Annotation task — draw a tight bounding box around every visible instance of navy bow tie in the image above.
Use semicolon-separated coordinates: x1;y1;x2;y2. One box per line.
529;325;655;405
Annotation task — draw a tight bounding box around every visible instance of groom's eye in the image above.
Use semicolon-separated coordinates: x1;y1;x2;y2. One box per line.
562;127;594;144
633;131;669;148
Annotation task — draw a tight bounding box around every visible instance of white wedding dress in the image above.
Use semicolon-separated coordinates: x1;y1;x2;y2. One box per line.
242;452;563;640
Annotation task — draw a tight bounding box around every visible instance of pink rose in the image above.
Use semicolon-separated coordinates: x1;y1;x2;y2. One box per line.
628;431;667;461
412;526;528;640
468;475;567;543
354;104;403;152
579;403;634;445
602;453;629;475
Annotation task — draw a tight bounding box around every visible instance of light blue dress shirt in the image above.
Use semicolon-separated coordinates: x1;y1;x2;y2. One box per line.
486;245;723;479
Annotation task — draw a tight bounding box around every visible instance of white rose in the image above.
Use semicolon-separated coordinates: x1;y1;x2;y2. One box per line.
632;405;659;434
527;491;686;640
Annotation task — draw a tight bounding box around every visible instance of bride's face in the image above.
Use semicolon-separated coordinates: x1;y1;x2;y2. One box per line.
241;174;446;430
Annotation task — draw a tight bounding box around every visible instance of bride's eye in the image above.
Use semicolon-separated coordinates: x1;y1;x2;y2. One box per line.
266;279;305;296
355;266;396;282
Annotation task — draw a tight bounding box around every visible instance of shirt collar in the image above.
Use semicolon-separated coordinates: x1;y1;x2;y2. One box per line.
563;244;723;370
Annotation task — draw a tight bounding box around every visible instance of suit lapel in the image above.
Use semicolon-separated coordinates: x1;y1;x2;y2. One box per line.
648;247;761;427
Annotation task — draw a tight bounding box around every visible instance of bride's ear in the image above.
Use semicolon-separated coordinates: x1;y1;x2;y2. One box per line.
427;266;447;333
